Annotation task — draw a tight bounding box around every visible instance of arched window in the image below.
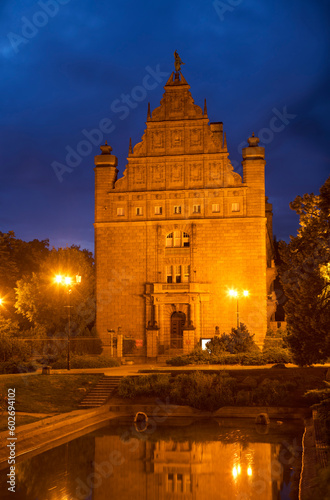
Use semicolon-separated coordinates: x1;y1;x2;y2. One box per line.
166;231;190;248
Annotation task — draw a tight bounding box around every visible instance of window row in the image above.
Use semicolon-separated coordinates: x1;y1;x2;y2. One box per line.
116;203;240;216
166;265;190;283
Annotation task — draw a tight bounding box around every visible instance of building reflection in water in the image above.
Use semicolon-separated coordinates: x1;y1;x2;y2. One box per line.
93;430;287;499
0;420;300;500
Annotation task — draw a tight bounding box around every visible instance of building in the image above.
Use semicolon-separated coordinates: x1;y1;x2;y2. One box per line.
94;60;276;359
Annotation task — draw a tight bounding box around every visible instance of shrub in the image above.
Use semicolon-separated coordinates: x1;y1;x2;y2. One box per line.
0;335;30;362
240;352;266;365
207;323;257;354
252;379;294;405
262;346;292;364
118;372;237;412
51;355;120;369
0;361;37;374
118;374;171;399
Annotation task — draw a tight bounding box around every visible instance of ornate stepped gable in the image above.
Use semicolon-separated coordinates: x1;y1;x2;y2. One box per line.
114;71;242;191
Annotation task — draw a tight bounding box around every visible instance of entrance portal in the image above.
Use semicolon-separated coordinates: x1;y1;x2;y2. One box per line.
170;311;186;348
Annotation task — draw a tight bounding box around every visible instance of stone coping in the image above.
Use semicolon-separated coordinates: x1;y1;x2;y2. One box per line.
0;405;113;468
0;402;311;472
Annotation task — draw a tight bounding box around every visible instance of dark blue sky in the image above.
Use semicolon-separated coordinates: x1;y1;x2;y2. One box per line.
1;0;329;252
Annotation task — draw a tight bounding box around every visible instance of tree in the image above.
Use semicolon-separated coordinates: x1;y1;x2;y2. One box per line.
206;323;256;354
0;231;49;321
279;176;330;365
15;246;96;341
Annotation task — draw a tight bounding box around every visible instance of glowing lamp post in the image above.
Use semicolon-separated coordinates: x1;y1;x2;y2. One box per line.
228;289;249;329
54;274;81;370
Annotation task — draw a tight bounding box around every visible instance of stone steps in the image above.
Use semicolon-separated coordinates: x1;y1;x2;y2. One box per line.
79;376;122;408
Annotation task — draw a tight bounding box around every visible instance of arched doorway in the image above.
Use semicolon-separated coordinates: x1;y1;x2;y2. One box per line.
171;311;186;348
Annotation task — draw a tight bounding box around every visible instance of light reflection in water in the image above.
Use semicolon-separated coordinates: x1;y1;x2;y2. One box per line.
0;419;302;500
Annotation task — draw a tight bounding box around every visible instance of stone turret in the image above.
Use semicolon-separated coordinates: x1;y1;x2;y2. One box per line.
242;133;266;217
94;142;118;222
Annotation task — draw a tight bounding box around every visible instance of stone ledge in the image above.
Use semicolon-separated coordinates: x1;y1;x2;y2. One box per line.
0;405;113;468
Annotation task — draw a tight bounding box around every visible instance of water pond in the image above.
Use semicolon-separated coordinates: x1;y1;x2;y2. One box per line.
0;416;304;499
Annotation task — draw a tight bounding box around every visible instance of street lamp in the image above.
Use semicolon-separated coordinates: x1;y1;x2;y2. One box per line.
228;289;249;329
54;274;81;370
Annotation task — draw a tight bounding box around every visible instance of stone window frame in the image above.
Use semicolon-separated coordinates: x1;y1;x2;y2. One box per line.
212;203;220;213
193;204;201;214
231;202;240;212
173;205;182;214
135;207;143;216
166;231;190;248
165;264;190;283
155;206;163;215
117;207;124;216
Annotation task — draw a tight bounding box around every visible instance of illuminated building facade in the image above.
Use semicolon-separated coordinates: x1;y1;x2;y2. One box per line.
94;66;276;357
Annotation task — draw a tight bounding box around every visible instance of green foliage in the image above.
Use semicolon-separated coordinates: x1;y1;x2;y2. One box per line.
263;327;288;349
279;176;330;365
239;352;266;365
118;372;236;411
262;346;292;364
304;381;330;445
170;372;236;411
252;379;297;406
207;323;257;354
15;246;95;331
0;360;37;374
0;334;30;362
50;355;120;369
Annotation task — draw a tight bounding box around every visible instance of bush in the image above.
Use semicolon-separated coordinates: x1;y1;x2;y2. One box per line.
118;372;237;412
51;355;120;369
207;324;257;354
240;352;266;365
0;335;30;362
0;361;37;374
262;346;292;364
118;374;171;399
252;379;295;405
166;351;267;366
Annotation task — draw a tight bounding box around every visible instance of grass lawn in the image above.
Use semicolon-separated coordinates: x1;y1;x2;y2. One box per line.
0;373;102;414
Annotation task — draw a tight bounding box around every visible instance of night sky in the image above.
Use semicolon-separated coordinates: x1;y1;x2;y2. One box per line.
1;0;329;253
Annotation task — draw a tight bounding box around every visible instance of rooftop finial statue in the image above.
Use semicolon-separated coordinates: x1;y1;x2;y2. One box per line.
174;50;184;72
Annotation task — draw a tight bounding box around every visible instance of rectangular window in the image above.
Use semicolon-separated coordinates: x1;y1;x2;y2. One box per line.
166;266;172;283
174;206;181;214
173;230;181;247
183;265;190;282
232;203;240;212
175;265;181;283
136;207;142;216
155;206;162;215
166;233;173;247
117;207;124;216
212;204;220;212
193;205;201;213
183;232;190;247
